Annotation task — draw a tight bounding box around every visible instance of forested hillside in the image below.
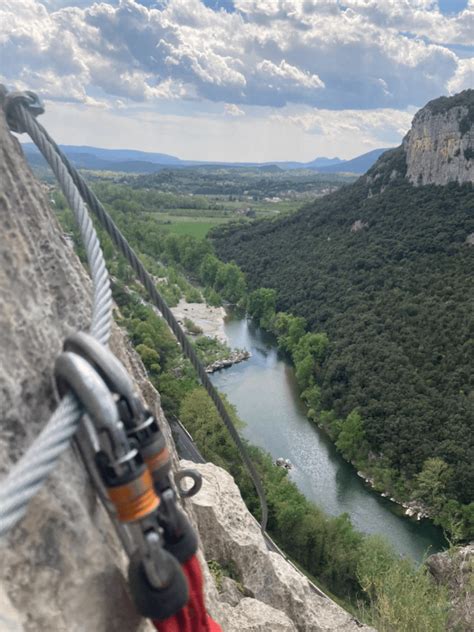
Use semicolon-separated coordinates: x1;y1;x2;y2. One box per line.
212;145;474;535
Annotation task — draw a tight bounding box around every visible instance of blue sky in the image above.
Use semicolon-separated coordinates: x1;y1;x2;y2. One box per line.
1;1;473;161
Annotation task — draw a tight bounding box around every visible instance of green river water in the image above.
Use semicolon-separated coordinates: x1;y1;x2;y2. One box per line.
211;311;447;561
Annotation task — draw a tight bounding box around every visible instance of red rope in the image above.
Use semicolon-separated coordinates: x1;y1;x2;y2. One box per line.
153;555;222;632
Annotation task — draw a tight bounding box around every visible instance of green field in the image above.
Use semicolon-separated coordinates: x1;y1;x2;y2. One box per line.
163;219;229;239
156;198;303;238
83;170;351;240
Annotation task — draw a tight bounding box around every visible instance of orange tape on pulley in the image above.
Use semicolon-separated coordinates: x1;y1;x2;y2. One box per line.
107;468;159;523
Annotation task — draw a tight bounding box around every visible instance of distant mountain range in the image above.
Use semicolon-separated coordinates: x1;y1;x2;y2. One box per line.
311;148;389;174
22;143;389;175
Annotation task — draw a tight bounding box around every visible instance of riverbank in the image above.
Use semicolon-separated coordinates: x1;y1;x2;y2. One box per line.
171;298;228;342
170;299;252;373
355;469;430;521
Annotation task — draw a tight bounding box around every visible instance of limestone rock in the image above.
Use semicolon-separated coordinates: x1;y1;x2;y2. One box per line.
0;586;23;632
350;220;368;233
218;577;247;607
216;598;297;632
404;90;474;186
0;93;154;631
426;545;474;631
185;460;375;632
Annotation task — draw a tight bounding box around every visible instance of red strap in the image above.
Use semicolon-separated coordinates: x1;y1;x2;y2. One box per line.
206;615;222;632
182;556;210;631
153;608;191;632
153;555;222;632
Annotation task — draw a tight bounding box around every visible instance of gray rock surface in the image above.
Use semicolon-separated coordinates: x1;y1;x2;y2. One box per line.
216;598;297;632
404;98;474;186
0;93;153;632
218;577;247;607
426;544;474;631
0;585;23;632
185;460;375;632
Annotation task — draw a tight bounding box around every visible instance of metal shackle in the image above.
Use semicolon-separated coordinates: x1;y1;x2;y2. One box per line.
55;351;121;432
63;331;144;421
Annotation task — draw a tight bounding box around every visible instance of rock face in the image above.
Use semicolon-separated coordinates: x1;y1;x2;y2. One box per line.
186;461;375;632
0;94;153;632
426;545;474;631
404;90;474;186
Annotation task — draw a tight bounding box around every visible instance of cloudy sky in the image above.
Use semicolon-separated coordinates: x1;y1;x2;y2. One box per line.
1;0;473;161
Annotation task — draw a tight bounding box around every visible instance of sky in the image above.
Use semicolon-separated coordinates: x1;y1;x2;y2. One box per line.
1;0;473;162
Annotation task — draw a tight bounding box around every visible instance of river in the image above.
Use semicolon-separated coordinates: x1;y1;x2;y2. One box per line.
210;311;447;562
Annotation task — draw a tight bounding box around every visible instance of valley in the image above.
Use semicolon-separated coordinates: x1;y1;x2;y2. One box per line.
45;90;473;630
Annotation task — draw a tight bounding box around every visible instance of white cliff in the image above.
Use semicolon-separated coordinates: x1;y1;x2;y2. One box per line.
404;90;474;186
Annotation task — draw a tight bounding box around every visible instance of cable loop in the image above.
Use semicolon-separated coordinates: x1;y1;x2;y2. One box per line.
4;90;44;133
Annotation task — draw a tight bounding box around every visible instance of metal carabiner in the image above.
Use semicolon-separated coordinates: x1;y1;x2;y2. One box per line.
56;351;160;524
63;332;145;422
63;333;173;487
55;351;131;463
4;90;45;133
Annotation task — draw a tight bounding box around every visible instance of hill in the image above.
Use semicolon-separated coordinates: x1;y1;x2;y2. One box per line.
315;148;390;173
22;142;383;174
212;91;474;536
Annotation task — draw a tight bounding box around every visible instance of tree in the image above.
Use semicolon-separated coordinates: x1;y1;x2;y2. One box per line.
292;332;329;390
247;288;277;329
336;410;366;462
215;262;246;303
273;312;307;353
135;344;161;376
199;254;220;286
412;457;452;510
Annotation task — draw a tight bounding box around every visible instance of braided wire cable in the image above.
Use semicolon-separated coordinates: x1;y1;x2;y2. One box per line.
37;124;268;532
0;101;113;537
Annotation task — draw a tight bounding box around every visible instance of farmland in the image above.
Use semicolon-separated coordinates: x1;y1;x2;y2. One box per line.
77;166;356;238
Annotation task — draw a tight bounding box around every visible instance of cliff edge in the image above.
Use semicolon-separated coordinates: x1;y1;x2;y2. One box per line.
403;89;474;186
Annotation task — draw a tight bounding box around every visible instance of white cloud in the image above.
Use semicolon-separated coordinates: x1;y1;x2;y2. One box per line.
271;106;415;145
448;58;474;93
0;0;470;110
256;59;324;90
224;103;245;116
2;0;472;160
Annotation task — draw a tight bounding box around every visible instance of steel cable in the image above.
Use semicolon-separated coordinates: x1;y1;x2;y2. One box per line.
0;99;112;537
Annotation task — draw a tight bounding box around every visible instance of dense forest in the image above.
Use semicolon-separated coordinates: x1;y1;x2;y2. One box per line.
212;147;474;538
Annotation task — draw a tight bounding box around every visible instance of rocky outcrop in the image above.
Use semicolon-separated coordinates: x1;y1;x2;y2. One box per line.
426;545;474;631
215;598;297;631
350;219;368;233
186;461;375;632
404;89;474;186
205;349;251;373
